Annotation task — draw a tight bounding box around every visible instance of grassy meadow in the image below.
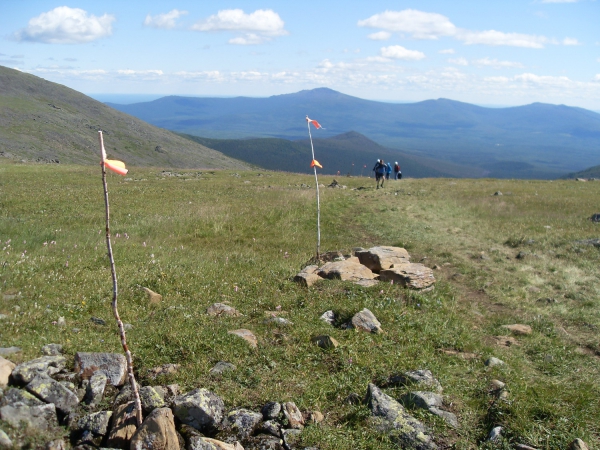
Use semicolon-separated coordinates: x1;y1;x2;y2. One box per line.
1;160;599;449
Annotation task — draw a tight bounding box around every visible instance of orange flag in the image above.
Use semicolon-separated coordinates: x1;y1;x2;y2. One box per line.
311;159;323;168
99;131;128;175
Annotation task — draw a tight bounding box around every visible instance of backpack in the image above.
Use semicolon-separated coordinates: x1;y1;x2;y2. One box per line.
394;164;400;172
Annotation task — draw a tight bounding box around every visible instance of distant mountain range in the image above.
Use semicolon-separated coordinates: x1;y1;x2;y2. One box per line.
108;88;600;179
182;132;481;178
0;66;249;169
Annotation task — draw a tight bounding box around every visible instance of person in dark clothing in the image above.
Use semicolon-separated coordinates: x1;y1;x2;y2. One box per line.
394;161;402;180
372;159;386;189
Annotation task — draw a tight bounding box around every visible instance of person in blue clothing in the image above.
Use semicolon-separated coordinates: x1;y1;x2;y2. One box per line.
372;159;386;189
386;162;392;180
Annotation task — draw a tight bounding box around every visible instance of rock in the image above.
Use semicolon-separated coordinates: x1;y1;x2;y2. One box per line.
493;191;502;196
282;402;304;429
493;336;519;348
207;303;241;317
45;439;67;450
354;279;380;287
365;383;437;450
0;356;15;387
576;178;587;182
209;361;237;375
400;391;443;410
0;347;22;356
173;388;225;433
0;402;58;430
106;401;138;448
264;316;293;326
590;214;600;223
351;308;382;333
356;246;410;273
438;349;478;360
142;287;162;304
26;374;79;414
130;407;179;450
319;310;336;326
245;434;284;449
41;344;63;356
228;329;258;348
485;357;505;367
1;387;44;406
294;265;323;287
57;317;66;327
74;352;128;386
187;437;244;450
223;408;263;440
11;355;67;384
567;438;589;450
388;369;443;393
501;324;532;335
261;401;282;420
75;410;113;435
147;363;180;379
379;264;435;290
428;407;458;428
90;317;106;325
259;419;282;437
0;429;12;448
139;385;166;414
487;426;503;442
311;335;339;349
318;259;377;282
308;410;324;424
490;380;506;391
282;428;302;446
84;372;107;406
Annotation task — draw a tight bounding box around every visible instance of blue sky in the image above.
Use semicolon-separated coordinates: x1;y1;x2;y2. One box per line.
1;0;599;109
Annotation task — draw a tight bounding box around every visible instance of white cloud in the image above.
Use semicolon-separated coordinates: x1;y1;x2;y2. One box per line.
380;45;426;60
144;10;188;29
358;9;456;39
473;57;524;69
594;74;600;82
562;37;581;46
458;30;548;48
448;57;468;66
439;48;455;54
14;6;114;44
358;9;551;48
368;31;391;41
191;9;287;44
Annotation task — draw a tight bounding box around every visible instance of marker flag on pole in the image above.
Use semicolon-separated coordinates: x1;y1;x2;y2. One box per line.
99;130;128;176
306;116;324;129
311;159;323;168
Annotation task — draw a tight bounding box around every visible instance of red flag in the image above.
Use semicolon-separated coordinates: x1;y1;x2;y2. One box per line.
306;116;324;129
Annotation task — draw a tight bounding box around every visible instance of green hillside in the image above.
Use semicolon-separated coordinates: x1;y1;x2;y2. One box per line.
0;65;249;170
181;131;482;178
562;164;600;179
108;88;600;178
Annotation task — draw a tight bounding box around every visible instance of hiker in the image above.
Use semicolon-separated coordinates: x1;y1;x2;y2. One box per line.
372;159;386;189
386;162;392;180
394;161;402;180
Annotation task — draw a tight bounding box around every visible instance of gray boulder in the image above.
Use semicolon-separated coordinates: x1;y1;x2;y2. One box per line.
139;385;166;414
0;402;58;430
222;408;263;440
74;352;128;386
261;401;282;420
41;344;63;356
1;387;44;406
26;374;79;414
130;407;179;450
380;264;435;290
84;372;107;406
366;383;437;450
173;388;225;433
351;308;382;333
74;410;113;436
209;361;237;376
11;355;66;384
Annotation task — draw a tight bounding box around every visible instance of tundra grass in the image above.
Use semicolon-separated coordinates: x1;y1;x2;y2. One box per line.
0;161;599;449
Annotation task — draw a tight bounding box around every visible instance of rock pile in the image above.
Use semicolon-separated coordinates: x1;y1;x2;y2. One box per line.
294;246;435;290
0;350;320;449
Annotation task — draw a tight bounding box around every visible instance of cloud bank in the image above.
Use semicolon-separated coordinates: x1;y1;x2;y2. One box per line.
144;10;188;29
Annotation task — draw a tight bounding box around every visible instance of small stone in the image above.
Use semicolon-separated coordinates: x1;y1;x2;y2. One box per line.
388;369;443;393
223;408;263;440
142;287;162;304
261;402;282;420
75;410;113;435
139;385;166;413
488;426;503;442
351;308;382;333
282;402;304;429
259;419;282;437
41;344;63;356
57;317;66;327
485;357;505;367
0;356;16;388
0;347;22;357
264;316;293;326
320;310;336;325
490;379;505;390
207;303;241;317
90;317;106;325
567;438;589;450
84;372;107;406
228;329;258;348
172;388;225;433
428;407;459;428
209;361;236;375
493;191;502;196
311;335;339;349
308;410;324;424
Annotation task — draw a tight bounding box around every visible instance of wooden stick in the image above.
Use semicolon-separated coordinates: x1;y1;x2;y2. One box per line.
99;131;143;427
307;121;321;260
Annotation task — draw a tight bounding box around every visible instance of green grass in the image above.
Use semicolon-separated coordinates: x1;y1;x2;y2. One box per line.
1;161;599;449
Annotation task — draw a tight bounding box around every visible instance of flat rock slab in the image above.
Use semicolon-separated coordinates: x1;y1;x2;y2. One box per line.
207;303;241;317
11;355;67;384
318;260;377;282
74;352;128;386
0;347;22;356
228;329;258;348
0;402;58;431
380;263;435;290
388;369;443;393
357;246;410;273
501;324;532;335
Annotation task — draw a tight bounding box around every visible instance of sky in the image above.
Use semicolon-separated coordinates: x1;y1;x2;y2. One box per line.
1;0;599;109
